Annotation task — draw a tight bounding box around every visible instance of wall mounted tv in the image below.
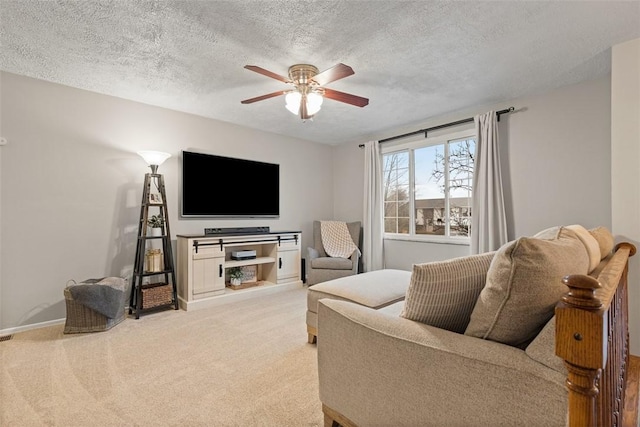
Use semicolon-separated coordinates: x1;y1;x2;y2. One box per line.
181;151;280;218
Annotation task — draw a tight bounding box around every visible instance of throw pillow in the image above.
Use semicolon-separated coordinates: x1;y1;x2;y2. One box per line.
589;226;615;260
464;226;589;347
400;251;495;334
566;224;601;273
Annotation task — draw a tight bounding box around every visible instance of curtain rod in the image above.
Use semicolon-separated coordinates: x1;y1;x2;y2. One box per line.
358;107;515;148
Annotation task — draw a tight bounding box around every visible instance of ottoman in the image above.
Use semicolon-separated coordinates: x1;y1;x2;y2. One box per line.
306;269;411;343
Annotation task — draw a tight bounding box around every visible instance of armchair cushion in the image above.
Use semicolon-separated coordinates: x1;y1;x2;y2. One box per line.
400;251;495;333
465;226;589;347
310;256;354;270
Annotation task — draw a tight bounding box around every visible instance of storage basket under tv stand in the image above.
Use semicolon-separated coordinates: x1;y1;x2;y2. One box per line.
176;230;302;311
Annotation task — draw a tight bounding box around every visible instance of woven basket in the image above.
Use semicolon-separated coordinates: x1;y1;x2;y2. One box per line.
63;287;125;334
141;283;173;309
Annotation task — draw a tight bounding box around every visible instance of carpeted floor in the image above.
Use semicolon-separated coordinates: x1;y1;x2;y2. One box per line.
0;287;323;426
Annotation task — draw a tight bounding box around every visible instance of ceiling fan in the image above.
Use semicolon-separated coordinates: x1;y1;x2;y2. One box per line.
241;63;369;120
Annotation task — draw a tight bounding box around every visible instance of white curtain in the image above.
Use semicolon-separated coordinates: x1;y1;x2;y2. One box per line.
362;140;384;271
471;111;508;254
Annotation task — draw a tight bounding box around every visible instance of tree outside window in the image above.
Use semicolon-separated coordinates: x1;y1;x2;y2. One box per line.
383;136;475;239
383;151;410;234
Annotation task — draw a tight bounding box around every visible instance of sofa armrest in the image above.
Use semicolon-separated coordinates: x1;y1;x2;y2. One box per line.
317;299;567;427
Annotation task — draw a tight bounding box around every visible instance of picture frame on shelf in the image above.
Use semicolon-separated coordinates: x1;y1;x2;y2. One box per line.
241;265;257;283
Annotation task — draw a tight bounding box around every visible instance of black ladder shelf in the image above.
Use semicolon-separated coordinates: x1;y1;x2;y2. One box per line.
129;172;178;319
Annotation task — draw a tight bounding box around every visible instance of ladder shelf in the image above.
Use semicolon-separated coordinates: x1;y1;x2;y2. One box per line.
129;172;178;319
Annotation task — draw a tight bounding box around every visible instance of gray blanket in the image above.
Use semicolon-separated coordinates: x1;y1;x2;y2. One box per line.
69;277;126;319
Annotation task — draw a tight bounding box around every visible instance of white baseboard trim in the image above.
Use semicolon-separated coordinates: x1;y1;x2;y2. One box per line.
1;318;66;336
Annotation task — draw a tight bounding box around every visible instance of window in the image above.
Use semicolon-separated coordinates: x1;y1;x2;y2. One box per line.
383;131;475;241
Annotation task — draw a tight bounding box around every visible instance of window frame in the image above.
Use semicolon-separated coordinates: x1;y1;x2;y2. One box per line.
381;128;476;245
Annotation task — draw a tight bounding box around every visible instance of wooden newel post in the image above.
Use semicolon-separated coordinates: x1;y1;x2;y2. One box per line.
564;362;601;426
556;274;603;427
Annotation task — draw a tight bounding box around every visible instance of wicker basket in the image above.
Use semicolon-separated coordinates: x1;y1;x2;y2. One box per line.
63;287;125;334
141;283;173;309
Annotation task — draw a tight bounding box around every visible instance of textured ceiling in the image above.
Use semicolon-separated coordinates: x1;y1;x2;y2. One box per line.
1;1;639;145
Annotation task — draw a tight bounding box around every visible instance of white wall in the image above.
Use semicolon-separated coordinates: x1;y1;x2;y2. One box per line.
506;77;612;237
0;72;334;330
332;142;363;222
611;38;640;355
333;76;612;270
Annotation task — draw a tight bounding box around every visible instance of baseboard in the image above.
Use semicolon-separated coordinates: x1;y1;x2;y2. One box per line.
1;318;66;336
1;304;137;336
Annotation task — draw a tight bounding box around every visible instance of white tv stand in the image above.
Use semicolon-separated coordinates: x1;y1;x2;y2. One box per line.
176;230;302;311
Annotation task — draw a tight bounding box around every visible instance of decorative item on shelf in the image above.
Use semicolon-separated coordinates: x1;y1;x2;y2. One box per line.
241;265;257;283
145;249;164;272
149;193;163;204
228;266;243;286
147;214;164;235
141;283;173;309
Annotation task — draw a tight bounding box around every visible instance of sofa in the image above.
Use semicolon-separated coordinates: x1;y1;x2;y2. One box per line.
316;225;637;426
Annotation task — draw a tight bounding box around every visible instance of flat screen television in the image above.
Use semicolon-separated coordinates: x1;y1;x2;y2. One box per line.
181;151;280;218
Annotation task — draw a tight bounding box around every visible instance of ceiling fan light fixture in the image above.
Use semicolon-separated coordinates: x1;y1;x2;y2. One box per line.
306;92;323;116
243;62;367;120
285;91;302;115
284;90;323;117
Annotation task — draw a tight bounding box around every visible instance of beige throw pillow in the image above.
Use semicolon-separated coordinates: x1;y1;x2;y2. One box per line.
589;226;615;260
400;252;495;334
464;226;589;347
566;224;601;273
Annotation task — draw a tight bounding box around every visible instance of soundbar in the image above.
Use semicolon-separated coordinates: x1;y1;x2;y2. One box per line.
204;226;270;235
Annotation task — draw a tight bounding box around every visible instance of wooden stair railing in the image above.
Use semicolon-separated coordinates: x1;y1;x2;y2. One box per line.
556;242;636;427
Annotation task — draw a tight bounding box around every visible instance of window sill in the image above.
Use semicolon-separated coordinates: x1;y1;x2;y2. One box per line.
384;234;471;246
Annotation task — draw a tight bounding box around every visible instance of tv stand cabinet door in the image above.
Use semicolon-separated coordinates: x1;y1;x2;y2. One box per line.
192;247;225;296
277;239;300;282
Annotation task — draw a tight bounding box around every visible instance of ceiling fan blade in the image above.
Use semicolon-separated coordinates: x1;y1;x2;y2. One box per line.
244;65;290;83
313;63;355;86
241;90;287;104
323;88;369;107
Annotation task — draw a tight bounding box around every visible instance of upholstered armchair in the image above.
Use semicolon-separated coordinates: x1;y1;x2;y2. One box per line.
306;221;361;286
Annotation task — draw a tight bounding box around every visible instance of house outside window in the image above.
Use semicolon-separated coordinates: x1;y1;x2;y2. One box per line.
382;129;475;243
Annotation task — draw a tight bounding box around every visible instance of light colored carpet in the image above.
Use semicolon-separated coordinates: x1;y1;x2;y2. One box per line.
1;287;323;426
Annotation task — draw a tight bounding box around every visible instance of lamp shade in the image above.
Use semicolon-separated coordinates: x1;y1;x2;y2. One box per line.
285;91;302;115
306;92;323;116
137;151;171;166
